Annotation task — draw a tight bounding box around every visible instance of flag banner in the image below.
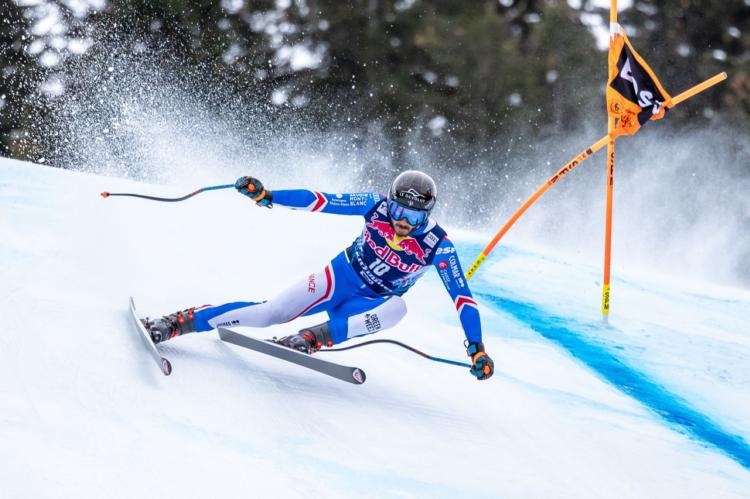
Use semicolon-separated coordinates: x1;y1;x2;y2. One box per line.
607;29;672;136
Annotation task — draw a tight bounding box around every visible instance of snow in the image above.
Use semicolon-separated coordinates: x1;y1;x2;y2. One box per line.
0;158;749;498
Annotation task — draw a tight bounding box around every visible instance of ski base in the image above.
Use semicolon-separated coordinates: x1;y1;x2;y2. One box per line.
128;296;172;376
218;327;366;385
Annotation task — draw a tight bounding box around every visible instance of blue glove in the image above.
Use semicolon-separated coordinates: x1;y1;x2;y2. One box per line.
235;176;273;208
466;341;494;380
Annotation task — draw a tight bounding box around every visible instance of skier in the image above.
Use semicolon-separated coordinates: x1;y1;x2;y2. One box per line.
144;170;494;380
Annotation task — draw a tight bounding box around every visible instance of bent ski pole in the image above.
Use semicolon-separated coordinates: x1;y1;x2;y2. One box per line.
100;183;234;202
320;339;472;368
466;135;610;279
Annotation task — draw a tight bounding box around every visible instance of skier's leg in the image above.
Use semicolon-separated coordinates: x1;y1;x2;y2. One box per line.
147;253;360;343
193;263;339;331
275;296;406;354
326;294;408;344
193;252;363;332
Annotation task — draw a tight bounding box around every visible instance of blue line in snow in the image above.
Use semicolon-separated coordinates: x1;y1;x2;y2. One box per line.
479;292;750;470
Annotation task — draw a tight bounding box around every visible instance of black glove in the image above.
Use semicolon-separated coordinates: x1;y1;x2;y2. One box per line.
466;341;494;380
235;176;273;208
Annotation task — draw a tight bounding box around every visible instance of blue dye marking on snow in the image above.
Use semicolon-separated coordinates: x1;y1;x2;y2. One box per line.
478;292;750;470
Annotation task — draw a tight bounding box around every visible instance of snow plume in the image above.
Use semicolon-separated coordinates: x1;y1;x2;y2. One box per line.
36;33;391;192
444;123;750;288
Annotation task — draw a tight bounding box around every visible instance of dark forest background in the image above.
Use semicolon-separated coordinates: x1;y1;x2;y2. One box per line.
1;0;748;169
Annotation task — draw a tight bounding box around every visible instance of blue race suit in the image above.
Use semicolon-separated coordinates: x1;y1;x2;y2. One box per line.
192;190;482;345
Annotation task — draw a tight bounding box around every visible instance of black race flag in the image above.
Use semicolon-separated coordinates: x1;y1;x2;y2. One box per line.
607;29;672;136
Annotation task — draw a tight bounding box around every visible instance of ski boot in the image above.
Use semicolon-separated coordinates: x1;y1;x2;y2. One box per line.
276;322;332;354
144;308;197;344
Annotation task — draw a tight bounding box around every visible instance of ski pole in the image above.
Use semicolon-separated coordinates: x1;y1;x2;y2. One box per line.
320;339;472;368
100;183;235;202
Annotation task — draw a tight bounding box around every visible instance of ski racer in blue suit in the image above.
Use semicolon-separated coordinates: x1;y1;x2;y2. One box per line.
144;170;494;380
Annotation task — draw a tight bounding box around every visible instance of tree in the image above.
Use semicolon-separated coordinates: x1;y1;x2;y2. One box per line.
0;2;41;158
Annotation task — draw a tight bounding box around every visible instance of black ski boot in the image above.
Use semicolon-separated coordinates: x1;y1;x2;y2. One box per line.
276;322;332;354
144;308;197;344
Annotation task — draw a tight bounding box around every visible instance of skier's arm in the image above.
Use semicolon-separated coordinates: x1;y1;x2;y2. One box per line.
433;238;494;380
235;176;381;216
273;190;382;215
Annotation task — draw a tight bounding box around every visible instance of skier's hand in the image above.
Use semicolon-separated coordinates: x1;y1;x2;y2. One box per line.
466;341;494;380
235;176;273;208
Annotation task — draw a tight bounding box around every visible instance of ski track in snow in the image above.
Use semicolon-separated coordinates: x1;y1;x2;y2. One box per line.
475;288;750;469
1;159;749;498
458;241;750;461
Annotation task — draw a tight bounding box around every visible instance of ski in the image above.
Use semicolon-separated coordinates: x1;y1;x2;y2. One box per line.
218;327;366;385
128;296;172;376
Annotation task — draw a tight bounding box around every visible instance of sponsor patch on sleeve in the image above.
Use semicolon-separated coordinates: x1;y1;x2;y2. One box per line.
424;232;439;248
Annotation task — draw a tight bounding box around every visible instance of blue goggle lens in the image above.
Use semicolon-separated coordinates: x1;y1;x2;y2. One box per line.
388;200;428;226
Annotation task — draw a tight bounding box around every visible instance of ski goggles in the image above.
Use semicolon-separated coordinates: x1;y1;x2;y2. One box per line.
388;200;428;226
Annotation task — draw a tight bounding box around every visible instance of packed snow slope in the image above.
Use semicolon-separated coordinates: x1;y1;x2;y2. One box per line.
1;158;749;499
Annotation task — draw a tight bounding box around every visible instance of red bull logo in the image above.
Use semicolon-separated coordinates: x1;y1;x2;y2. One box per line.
368;219;396;240
398;237;427;264
367;215;430;264
362;230;423;273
